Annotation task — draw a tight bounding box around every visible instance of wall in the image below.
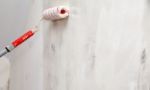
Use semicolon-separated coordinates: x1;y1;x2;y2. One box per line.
0;57;10;90
9;0;150;90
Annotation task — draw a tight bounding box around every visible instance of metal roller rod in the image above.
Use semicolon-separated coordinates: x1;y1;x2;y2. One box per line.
0;49;8;57
0;45;15;57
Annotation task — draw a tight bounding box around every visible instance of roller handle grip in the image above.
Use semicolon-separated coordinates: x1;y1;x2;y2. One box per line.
12;30;34;47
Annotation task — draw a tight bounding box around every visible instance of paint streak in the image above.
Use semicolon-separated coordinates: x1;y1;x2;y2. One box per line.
141;49;146;64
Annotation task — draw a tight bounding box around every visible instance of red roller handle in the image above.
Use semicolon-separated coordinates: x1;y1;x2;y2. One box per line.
12;30;34;47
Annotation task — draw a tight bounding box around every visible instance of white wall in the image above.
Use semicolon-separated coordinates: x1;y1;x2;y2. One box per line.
0;57;10;90
6;0;150;90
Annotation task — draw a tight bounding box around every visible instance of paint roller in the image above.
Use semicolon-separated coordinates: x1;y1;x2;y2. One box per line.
0;6;69;57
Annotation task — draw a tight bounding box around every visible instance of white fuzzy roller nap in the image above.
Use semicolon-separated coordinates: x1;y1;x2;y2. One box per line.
42;6;69;20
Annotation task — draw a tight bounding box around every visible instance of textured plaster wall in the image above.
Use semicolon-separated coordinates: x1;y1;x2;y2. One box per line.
8;0;150;90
